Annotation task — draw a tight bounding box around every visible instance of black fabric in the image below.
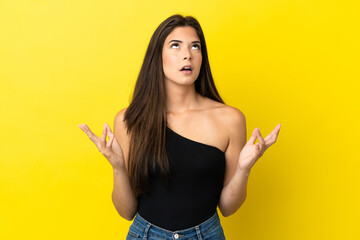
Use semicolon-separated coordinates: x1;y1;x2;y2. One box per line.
137;126;226;231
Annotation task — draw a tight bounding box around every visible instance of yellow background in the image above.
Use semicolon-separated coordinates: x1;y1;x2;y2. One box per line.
1;0;359;239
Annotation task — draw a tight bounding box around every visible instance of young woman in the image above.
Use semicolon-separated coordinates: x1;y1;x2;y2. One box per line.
79;14;281;240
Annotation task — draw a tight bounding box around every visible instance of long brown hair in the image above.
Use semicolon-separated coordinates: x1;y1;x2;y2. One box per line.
124;14;225;197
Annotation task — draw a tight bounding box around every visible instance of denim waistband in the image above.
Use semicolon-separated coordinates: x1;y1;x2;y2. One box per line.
132;211;221;238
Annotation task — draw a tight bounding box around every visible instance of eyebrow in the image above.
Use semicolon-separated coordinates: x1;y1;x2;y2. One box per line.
168;40;201;45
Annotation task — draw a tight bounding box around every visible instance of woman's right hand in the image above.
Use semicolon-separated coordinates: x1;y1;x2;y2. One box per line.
78;123;125;170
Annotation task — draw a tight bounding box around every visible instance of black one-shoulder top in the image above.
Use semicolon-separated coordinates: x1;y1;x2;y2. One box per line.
137;126;226;231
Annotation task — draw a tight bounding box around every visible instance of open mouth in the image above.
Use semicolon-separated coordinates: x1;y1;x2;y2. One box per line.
180;66;192;73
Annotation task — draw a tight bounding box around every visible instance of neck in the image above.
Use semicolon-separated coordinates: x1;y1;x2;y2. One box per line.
165;81;201;114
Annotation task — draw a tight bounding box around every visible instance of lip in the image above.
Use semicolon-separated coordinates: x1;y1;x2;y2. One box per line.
179;65;193;71
180;69;192;75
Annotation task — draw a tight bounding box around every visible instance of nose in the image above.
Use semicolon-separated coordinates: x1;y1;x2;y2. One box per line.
182;47;192;60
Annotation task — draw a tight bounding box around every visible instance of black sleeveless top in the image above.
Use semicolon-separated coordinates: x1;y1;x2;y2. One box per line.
137;126;226;231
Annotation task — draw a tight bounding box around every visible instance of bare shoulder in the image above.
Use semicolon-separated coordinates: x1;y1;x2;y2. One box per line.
114;107;127;122
202;98;246;152
219;104;246;146
114;107;130;136
206;98;246;129
220;105;246;127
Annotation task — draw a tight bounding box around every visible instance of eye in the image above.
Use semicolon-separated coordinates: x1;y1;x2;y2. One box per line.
192;44;200;50
171;43;179;48
170;43;201;49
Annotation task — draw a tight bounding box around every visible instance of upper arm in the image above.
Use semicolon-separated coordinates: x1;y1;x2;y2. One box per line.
223;106;247;188
113;107;131;171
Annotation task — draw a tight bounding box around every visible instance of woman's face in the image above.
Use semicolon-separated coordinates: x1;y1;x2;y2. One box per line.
162;26;202;86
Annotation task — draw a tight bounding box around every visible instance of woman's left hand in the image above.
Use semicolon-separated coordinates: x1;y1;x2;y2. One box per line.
238;124;281;172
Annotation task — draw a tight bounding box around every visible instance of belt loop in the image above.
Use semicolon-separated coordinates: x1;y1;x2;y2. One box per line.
195;226;203;240
143;223;151;239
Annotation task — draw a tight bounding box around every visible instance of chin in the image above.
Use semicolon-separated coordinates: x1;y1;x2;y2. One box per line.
168;78;196;86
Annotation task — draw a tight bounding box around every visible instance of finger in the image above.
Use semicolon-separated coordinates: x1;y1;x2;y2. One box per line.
264;129;275;142
100;124;107;149
79;124;93;136
257;130;266;154
264;123;281;148
79;124;99;144
105;123;113;134
247;128;259;145
273;123;281;137
276;123;281;134
255;142;265;158
255;143;261;156
106;124;114;144
270;124;281;137
105;123;113;143
257;129;265;145
106;132;114;149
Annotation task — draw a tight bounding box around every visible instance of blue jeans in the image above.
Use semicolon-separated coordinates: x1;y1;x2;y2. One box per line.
126;211;226;240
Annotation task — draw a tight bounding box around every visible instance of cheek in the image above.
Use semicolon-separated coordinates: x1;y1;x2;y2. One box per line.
163;54;177;70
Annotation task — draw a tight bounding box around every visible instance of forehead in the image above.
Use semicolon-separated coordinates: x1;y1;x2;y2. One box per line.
165;26;200;42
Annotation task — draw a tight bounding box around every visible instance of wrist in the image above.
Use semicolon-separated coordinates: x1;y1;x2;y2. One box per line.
113;166;126;174
237;165;251;175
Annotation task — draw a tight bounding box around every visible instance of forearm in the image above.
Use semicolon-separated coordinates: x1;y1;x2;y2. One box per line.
218;166;251;217
112;167;138;221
